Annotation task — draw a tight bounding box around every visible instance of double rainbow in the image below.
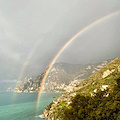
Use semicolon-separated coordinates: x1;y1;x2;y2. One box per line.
36;10;120;111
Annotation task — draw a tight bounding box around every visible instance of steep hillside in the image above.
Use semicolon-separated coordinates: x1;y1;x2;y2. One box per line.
15;73;44;93
43;57;120;120
15;61;110;93
75;57;120;96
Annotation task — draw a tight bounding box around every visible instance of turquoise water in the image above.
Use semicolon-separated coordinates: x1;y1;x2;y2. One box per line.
0;92;61;120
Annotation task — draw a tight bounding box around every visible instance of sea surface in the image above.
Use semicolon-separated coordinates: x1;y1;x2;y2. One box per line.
0;92;61;120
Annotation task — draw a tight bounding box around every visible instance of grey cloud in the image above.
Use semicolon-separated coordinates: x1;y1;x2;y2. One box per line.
0;0;120;80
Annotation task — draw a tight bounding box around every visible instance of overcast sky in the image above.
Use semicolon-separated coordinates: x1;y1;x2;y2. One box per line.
0;0;120;81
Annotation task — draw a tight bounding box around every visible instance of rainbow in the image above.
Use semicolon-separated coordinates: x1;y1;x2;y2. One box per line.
36;10;120;110
15;40;42;90
12;40;43;103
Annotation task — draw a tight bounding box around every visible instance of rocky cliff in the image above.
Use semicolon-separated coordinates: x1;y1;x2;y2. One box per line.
15;60;110;93
14;73;44;93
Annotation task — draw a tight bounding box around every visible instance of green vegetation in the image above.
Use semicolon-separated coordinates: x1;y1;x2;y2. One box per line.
64;81;120;120
44;57;120;120
76;57;120;96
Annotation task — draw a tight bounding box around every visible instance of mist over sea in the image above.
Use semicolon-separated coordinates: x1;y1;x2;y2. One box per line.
0;92;60;120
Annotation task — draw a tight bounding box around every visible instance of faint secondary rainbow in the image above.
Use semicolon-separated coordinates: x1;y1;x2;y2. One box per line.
12;40;43;103
36;10;120;110
16;40;42;87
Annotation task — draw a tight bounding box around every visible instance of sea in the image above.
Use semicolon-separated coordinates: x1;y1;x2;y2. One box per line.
0;92;61;120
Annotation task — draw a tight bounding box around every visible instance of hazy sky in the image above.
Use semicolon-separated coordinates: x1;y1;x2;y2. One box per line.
0;0;120;81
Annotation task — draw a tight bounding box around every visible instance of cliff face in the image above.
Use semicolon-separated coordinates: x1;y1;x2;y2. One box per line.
15;74;44;93
15;61;110;93
43;57;120;120
42;61;109;92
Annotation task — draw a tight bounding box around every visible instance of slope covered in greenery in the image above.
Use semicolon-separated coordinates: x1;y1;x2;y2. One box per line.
64;81;120;120
75;57;120;96
43;57;120;120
